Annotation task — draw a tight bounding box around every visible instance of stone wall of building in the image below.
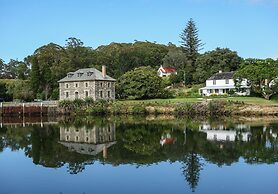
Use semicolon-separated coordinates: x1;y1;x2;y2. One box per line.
59;80;115;101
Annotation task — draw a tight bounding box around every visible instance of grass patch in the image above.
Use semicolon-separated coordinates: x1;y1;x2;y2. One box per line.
121;96;278;105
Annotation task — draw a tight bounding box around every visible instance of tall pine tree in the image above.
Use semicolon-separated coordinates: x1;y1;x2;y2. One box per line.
180;18;204;84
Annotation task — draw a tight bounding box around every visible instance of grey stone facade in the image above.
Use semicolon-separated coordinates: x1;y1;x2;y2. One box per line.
58;66;116;101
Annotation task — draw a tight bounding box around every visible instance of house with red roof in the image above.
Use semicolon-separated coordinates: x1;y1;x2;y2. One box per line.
157;65;177;77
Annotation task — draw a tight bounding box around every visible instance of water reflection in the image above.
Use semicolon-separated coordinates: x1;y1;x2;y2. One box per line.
0;116;278;193
59;124;116;158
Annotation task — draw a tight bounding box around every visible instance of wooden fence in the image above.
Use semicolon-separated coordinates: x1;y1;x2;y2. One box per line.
0;101;58;116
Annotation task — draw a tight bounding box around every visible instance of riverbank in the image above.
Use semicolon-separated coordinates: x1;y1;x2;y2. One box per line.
0;97;277;117
58;97;278;117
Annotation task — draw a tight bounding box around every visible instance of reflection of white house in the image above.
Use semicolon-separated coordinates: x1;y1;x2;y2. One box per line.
59;124;116;157
199;71;250;96
199;123;251;142
157;66;177;77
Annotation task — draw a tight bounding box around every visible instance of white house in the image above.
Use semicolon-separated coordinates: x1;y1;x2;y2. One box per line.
199;71;250;96
158;65;177;77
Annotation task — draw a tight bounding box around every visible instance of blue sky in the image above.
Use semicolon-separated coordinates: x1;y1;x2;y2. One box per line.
0;0;277;62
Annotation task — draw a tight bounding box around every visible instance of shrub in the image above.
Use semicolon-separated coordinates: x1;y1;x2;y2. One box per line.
132;104;146;114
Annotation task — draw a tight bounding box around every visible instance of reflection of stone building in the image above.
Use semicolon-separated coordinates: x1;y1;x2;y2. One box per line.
199;123;251;142
59;123;116;157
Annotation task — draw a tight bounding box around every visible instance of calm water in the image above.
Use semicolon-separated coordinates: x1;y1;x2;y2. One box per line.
0;116;278;194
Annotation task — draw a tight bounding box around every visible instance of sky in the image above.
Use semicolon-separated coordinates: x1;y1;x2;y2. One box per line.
0;0;277;62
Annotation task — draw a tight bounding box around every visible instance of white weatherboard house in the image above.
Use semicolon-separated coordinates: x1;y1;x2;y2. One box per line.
157;66;177;77
199;71;250;96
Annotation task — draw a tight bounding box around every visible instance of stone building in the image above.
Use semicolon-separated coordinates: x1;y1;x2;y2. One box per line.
58;66;116;100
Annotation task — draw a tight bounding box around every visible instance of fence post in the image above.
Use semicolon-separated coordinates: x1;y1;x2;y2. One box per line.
41;102;43;116
22;103;25;115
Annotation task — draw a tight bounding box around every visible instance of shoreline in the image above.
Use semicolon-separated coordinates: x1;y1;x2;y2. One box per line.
0;100;278;117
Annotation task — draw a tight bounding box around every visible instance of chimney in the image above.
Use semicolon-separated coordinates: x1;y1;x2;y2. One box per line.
102;65;106;78
219;70;222;73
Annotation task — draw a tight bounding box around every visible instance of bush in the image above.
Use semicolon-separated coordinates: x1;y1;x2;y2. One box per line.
132;104;146;114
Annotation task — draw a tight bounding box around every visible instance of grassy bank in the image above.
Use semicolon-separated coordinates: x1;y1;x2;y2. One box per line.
58;97;278;117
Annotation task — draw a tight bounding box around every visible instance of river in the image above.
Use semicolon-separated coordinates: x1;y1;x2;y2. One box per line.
0;116;277;194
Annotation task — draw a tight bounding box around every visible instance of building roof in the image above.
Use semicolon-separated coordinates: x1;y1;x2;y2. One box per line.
159;66;177;73
208;71;234;80
58;68;116;83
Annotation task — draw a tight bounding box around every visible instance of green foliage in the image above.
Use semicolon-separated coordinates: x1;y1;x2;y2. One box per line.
6;80;34;101
117;66;171;99
132;104;146;114
194;48;242;83
179;18;204;84
180;18;204;62
95;41;169;78
234;58;278;100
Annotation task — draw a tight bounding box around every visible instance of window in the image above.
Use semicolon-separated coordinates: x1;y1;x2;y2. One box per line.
86;137;89;142
65;83;69;89
85;91;89;97
85;82;88;88
75;83;79;88
65;92;69;98
213;80;216;85
100;82;103;87
215;89;219;93
226;135;230;141
75;129;79;132
225;79;229;84
100;91;103;98
108;82;110;87
66;136;69;141
75;92;79;99
107;91;111;98
75;136;79;141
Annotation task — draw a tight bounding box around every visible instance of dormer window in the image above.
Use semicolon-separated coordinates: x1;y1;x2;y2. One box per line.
67;73;74;78
225;79;229;84
213;80;216;85
77;73;83;77
87;71;94;76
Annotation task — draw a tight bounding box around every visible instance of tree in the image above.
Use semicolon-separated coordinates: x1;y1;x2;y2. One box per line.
180;18;204;84
180;18;204;60
162;45;189;70
194;48;242;83
116;66;170;99
6;59;30;79
65;37;95;71
6;80;34;101
234;58;278;100
95;41;169;78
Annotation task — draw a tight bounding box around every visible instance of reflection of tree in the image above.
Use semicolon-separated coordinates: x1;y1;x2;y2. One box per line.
182;152;203;192
1;117;278;187
181;129;204;192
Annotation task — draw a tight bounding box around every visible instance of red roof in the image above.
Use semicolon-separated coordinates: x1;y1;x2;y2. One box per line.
160;67;177;73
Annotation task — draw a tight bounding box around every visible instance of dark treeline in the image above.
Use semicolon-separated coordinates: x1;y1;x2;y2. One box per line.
0;18;277;100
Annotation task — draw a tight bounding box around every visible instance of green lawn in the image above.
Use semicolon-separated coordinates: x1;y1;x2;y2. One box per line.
121;96;278;105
